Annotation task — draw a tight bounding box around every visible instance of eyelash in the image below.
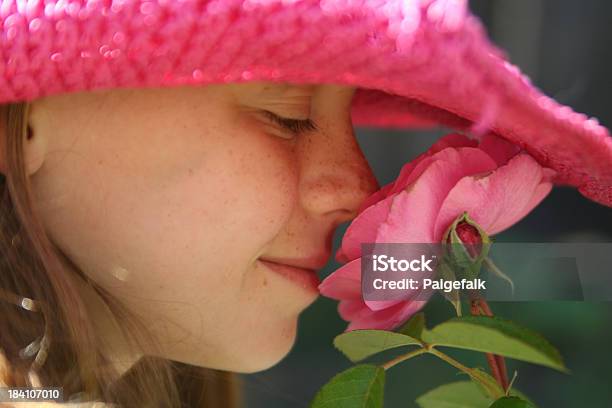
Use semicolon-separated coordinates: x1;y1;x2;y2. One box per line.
262;110;319;135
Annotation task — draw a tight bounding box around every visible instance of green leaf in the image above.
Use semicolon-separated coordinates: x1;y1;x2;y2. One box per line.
396;312;426;339
421;316;567;372
416;382;537;408
333;329;421;363
437;262;463;316
483;257;515;295
467;368;504;399
489;396;536;408
416;381;493;408
310;364;385;408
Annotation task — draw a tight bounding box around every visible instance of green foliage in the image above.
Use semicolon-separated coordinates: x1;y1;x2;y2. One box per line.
464;368;505;399
416;381;494;408
421;316;567;372
317;313;564;407
437;262;463;316
333;329;421;363
310;364;385;408
396;312;426;339
416;382;537;408
489;396;536;408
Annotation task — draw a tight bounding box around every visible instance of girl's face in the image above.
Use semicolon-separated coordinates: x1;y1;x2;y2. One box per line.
26;81;379;373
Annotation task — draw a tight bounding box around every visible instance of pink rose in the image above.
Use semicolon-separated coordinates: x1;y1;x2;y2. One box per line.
318;133;556;331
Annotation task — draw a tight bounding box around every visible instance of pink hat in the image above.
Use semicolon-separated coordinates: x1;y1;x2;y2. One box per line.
2;0;611;206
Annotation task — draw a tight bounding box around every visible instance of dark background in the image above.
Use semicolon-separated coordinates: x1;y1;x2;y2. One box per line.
240;1;612;406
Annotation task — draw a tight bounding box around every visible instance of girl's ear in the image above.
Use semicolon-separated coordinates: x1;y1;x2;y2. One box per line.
0;104;48;177
22;116;48;177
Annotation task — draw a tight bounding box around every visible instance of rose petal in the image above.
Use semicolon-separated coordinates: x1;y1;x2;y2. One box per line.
344;299;428;331
338;299;370;321
377;147;498;243
352;133;473;216
434;154;554;239
522;180;553;217
317;258;362;300
364;299;404;311
337;194;396;262
389;134;477;195
356;180;395;214
390;133;478;193
338;135;485;261
541;167;557;182
479;133;521;166
389;155;437;195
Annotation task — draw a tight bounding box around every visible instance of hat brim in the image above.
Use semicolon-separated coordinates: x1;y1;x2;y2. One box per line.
3;0;611;206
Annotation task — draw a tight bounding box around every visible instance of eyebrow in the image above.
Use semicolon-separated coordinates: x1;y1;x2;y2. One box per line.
253;84;314;115
259;83;316;97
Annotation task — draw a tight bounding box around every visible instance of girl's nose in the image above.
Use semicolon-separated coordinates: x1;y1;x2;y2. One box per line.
298;115;380;224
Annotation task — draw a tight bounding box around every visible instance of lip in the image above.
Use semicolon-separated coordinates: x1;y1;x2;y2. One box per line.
259;254;329;271
258;259;322;293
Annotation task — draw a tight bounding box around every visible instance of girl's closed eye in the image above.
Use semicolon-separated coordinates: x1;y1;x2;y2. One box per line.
261;110;319;136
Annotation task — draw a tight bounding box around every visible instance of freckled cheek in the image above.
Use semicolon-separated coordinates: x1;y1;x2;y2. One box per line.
208;131;300;231
237;160;299;239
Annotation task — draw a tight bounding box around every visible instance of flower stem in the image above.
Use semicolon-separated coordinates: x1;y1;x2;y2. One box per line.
379;337;505;398
428;347;473;373
470;298;510;391
382;347;428;370
428;347;504;399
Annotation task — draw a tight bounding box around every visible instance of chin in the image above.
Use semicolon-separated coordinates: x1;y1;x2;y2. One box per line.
173;317;299;374
231;319;299;374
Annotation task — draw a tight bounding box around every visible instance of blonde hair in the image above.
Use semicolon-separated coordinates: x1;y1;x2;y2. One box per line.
0;102;241;407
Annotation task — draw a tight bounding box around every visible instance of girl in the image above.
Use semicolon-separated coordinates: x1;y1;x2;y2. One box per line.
1;0;611;407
